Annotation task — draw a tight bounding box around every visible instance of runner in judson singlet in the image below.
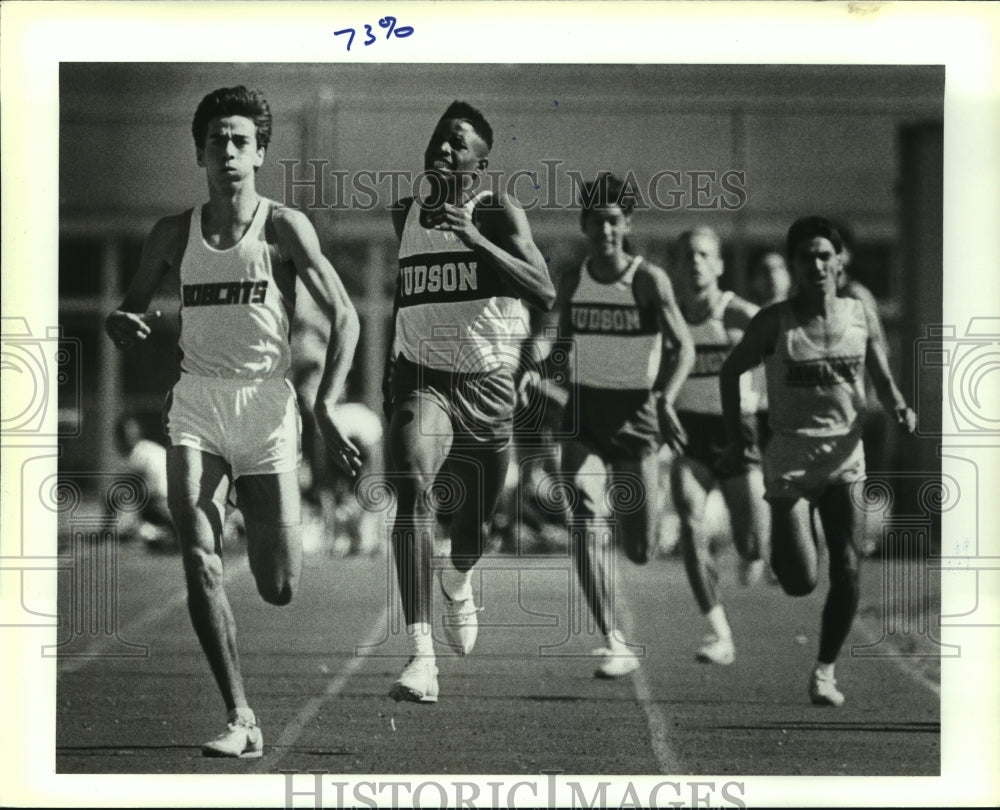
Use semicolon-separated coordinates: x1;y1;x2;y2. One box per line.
720;216;916;707
382;101;554;704
106;86;361;757
531;173;693;679
669;227;771;668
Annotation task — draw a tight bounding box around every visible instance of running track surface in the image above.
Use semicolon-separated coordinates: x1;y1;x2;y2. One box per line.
55;541;940;777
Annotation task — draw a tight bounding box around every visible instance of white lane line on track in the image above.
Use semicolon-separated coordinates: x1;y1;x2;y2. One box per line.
617;593;685;774
57;556;251;675
854;617;942;697
257;604;389;773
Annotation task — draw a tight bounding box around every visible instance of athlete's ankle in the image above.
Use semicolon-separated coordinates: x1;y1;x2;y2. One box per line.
705;605;733;641
406;622;434;658
814;660;835;678
440;564;473;602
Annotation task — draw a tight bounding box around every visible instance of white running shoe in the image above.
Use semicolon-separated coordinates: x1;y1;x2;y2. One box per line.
438;569;480;656
593;645;641;679
695;634;736;665
389;656;439;704
201;710;263;758
809;668;846;707
739;558;765;587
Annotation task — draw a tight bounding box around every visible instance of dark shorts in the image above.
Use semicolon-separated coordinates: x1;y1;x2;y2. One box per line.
756;410;773;451
390;355;516;450
677;410;761;477
563;385;661;462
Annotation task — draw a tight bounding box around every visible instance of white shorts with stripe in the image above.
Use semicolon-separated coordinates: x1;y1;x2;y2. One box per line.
164;374;301;478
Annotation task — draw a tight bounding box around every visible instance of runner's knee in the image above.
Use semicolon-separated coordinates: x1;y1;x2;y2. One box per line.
182;546;224;594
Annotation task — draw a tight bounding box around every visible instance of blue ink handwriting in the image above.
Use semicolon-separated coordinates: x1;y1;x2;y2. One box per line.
334;16;413;52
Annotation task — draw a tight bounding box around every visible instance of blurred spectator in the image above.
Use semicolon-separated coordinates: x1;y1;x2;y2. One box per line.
114;415;176;552
748;250;792;308
327;401;383;556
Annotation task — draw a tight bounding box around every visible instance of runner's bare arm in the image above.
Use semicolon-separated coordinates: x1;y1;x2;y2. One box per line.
635;262;695;451
861;301;916;434
438;194;555;311
720;307;779;447
275;207;363;475
636;263;695;405
105;214;181;348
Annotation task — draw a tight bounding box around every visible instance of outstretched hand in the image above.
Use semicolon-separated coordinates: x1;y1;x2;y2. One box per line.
314;402;363;478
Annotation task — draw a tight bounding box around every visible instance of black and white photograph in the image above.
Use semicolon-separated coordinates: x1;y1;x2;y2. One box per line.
2;2;998;808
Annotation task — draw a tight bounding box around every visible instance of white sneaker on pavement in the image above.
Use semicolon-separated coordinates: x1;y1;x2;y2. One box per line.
390;656;439;704
593;644;641;679
201;709;263;759
695;634;736;665
438;569;480;656
809;667;846;707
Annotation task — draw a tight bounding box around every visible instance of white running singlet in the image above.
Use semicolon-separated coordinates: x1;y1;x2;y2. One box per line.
393;194;528;372
765;297;868;437
674;291;760;415
569;256;661;390
178;199;295;380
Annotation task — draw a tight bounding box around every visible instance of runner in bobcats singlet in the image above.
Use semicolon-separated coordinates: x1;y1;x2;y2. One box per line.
720;216;916;707
382;101;554;704
105;86;361;757
670;227;771;668
177;197;294;379
539;173;693;679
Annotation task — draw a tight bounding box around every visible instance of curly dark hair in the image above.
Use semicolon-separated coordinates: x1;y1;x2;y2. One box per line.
785;216;844;259
191;86;272;151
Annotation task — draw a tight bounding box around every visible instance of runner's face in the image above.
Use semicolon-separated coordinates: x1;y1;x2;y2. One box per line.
197;116;264;184
424;119;488;178
584;205;631;258
792;236;841;297
679;232;723;294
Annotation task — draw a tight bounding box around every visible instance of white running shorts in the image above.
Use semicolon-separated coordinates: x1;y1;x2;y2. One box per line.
763;428;865;502
164;374;301;478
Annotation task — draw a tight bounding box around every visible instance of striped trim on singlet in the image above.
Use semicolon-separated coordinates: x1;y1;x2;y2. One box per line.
568;256;661;390
392;193;528;372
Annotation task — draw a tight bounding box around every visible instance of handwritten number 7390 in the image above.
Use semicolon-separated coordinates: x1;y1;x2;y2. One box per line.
334;16;414;52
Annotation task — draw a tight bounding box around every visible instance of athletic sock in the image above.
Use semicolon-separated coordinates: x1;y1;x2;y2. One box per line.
406;622;434;658
706;605;733;642
815;661;835;678
440;564;473;602
229;706;256;725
